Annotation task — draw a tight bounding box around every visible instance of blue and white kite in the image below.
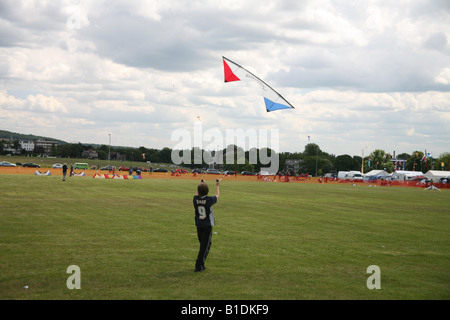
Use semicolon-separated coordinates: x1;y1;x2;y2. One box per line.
222;56;295;112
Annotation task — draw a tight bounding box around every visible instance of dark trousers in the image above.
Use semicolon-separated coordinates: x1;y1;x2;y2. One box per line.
196;226;212;269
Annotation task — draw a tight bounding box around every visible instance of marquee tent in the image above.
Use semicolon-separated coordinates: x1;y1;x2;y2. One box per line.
424;170;450;182
392;170;425;181
365;170;389;179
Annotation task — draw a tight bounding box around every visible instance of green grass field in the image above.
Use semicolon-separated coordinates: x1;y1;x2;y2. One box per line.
0;174;449;300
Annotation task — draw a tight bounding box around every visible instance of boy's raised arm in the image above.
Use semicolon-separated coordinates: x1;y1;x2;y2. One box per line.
216;179;220;199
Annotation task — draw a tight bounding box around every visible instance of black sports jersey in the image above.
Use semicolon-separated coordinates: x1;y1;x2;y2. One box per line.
193;195;217;227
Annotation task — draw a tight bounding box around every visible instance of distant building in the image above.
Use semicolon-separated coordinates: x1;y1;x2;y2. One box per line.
3;144;18;154
82;148;99;159
19;140;35;152
35;140;58;155
285;159;302;173
111;152;126;162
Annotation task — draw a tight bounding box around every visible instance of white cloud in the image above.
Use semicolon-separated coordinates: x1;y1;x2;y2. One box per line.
435;68;450;85
0;1;449;157
0;90;66;113
27;94;67;113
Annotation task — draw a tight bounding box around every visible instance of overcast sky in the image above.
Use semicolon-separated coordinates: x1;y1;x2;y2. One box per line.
0;0;449;157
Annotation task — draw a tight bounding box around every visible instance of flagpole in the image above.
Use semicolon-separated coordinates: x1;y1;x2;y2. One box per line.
315;144;318;177
108;134;111;167
361;148;364;174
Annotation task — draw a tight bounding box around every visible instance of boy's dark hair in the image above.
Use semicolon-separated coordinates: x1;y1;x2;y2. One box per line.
198;183;209;197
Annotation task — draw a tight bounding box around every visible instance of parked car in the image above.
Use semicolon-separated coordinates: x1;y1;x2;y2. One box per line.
192;168;203;174
241;171;254;175
119;166;130;171
153;168;167;172
207;169;221;174
52;163;63;168
224;170;236;175
0;161;16;167
22;163;40;168
100;165;115;171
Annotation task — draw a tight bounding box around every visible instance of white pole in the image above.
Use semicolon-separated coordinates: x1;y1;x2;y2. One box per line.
108;134;111;167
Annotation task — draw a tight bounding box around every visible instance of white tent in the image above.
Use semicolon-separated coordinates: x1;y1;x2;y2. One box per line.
424;170;450;182
365;170;389;177
392;170;425;181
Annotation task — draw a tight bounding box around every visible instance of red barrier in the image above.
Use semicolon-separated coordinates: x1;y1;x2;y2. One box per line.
377;179;449;189
257;174;311;182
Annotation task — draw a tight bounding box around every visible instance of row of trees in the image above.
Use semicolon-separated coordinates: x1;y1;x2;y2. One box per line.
58;143;450;175
281;145;450;175
54;143;174;164
4;139;448;175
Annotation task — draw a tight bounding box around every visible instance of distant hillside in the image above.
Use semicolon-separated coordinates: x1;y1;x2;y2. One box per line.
0;129;126;149
0;129;67;144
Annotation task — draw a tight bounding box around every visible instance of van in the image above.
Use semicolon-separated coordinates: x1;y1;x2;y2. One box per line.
347;171;364;180
337;171;349;180
73;163;89;170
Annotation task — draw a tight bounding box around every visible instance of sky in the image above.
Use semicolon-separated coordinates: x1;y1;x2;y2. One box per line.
0;0;449;158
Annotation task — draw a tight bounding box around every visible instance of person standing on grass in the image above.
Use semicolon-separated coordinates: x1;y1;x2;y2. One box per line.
193;179;220;272
62;163;68;181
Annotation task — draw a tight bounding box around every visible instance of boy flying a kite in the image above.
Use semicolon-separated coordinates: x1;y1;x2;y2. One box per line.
193;179;220;272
